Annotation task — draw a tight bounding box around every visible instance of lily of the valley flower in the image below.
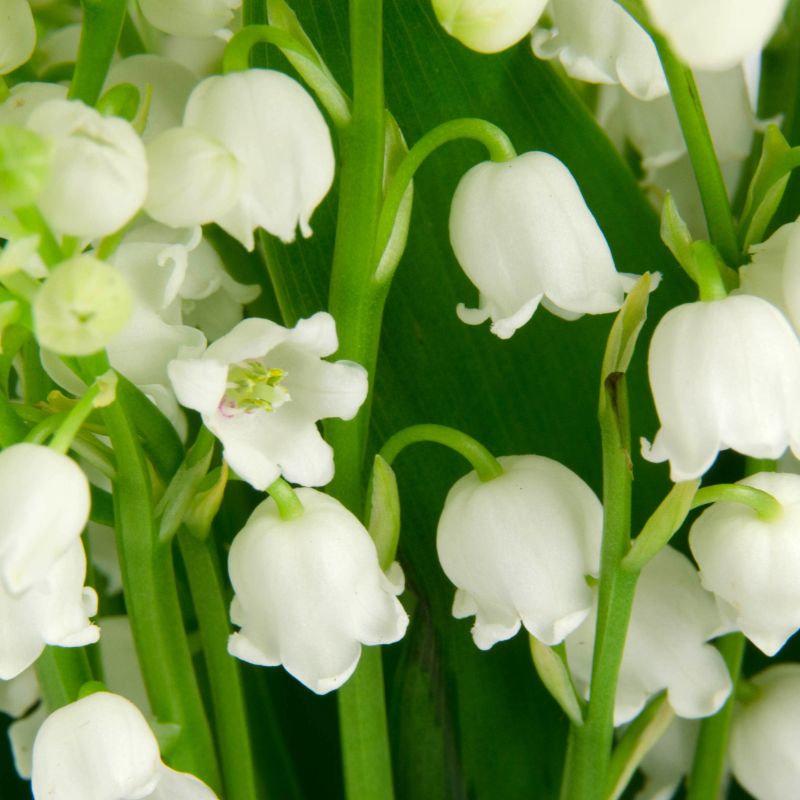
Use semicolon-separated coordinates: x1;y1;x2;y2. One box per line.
449;152;626;338
31;691;218;799
642;294;800;480
643;0;788;72
566;547;732;725
227;488;408;694
168;312;368;489
432;0;547;53
689;472;800;656
730;664;800;800
145;69;335;250
24;99;147;239
436;455;603;648
532;0;667;100
138;0;241;38
0;0;35;75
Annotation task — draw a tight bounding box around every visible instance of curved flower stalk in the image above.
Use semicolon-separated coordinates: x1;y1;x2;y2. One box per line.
436;455;603;648
729;664;800;800
168;312;368;489
227;488;408;694
643;0;789;72
689;472;800;656
31;691;218;799
566;547;732;725
532;0;667;101
432;0;547;53
449;151;630;338
0;0;35;75
24;99;147;239
145;69;335;250
138;0;241;38
642;294;800;480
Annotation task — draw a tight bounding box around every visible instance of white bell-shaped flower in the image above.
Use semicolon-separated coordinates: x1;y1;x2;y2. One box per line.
0;0;35;75
449;152;626;338
227;488;408;694
432;0;547;53
168;312;367;489
437;455;602;649
0;444;90;594
0;82;67;127
25;99;147;239
643;0;788;71
642;294;800;481
689;472;800;656
31;691;218;800
138;0;241;38
532;0;667;101
0;539;99;680
635;717;698;800
730;664;800;800
566;547;732;725
146;69;335;250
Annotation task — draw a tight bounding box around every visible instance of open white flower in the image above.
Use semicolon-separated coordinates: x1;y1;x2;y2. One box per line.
228;488;408;694
689;472;800;656
532;0;667;101
730;664;800;800
146;69;335;250
0;0;35;75
31;691;218;800
0;539;99;680
566;547;732;725
24;99;147;239
643;0;788;72
168;312;368;489
436;455;603;648
449;152;626;338
432;0;547;53
0;444;90;594
642;294;800;480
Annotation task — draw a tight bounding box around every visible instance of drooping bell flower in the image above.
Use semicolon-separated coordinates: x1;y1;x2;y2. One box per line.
137;0;241;37
432;0;547;53
227;488;408;694
566;547;732;725
24;99;147;239
643;0;789;71
532;0;667;100
689;471;800;656
449;152;628;338
168;312;368;489
642;294;800;481
0;0;35;75
436;455;603;648
30;691;218;799
145;69;335;250
730;664;800;800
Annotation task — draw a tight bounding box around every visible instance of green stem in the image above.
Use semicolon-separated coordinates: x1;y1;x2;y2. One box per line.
373;119;516;282
691;241;728;301
686;633;745;800
69;0;127;106
325;3;395;799
267;477;304;520
378;423;504;482
48;374;113;454
561;376;636;800
178;530;259;800
692;483;783;521
14;206;62;267
80;353;221;791
35;647;93;711
223;24;316;73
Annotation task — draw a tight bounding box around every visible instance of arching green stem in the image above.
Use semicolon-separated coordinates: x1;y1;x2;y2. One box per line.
691;483;783;521
374;118;516;283
379;423;504;482
267;477;305;520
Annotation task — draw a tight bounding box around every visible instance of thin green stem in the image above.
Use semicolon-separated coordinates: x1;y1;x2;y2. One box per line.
267;477;305;520
48;373;114;454
14;206;62;267
373;119;516;283
223;25;315;73
561;375;636;800
378;423;503;482
178;529;259;800
69;0;127;106
35;647;93;711
686;633;745;800
80;353;221;791
324;3;395;799
692;483;783;521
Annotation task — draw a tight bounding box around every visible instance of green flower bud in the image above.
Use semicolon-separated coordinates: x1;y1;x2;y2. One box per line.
33;256;133;356
0;125;51;209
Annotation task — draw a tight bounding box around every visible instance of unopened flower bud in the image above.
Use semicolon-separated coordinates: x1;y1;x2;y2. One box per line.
0;125;50;208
